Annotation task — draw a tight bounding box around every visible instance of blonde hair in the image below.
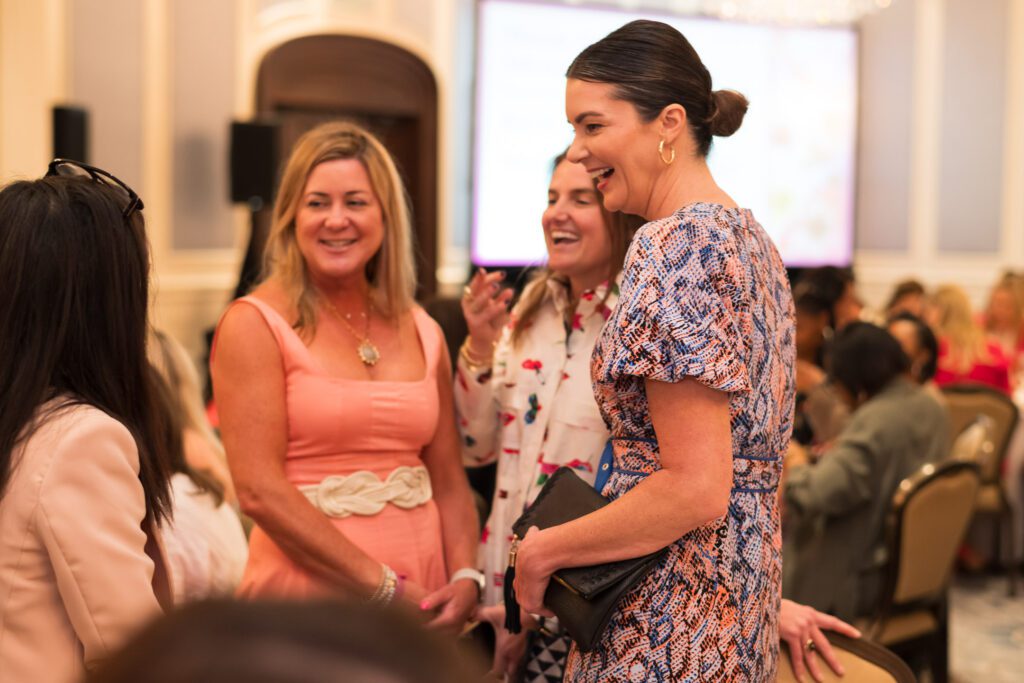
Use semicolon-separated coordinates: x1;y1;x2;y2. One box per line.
264;121;416;334
148;330;228;505
932;284;988;374
984;272;1024;335
509;154;644;347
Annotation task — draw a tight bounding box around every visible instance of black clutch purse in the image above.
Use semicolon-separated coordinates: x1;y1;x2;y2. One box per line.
503;467;667;652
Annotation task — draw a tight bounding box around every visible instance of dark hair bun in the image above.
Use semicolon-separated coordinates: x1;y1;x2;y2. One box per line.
708;89;749;137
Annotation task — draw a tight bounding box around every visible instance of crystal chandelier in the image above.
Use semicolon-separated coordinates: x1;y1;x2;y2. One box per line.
562;0;895;26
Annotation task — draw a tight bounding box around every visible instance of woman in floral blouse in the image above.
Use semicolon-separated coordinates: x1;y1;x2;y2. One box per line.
454;153;642;682
456;152;861;682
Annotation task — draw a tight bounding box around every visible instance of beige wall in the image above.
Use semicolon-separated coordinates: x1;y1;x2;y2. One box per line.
0;0;474;365
855;0;1024;311
0;0;65;181
2;0;1024;363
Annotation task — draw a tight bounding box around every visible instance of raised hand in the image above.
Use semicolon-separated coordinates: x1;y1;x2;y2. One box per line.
460;268;513;361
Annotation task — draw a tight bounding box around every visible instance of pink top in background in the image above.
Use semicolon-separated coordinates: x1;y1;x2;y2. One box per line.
935;337;1013;394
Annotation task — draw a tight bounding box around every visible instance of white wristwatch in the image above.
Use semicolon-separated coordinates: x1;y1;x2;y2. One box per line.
449;567;486;593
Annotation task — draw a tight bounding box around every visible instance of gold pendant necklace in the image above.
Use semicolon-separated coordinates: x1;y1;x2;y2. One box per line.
321;294;381;367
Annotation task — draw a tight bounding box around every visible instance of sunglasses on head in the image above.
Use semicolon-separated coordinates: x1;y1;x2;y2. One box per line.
46;159;144;219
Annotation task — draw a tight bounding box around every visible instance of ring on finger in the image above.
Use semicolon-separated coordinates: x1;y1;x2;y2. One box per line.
462;285;473;300
805;638;816;652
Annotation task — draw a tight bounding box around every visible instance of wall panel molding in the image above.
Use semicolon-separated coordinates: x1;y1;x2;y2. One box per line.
1001;0;1024;264
936;0;1008;253
855;0;913;251
0;0;67;180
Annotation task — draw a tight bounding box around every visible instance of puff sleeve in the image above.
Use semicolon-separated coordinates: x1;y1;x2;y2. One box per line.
603;214;751;393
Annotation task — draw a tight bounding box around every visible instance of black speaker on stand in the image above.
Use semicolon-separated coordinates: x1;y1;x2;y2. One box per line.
199;120;282;403
228;120;280;299
229;121;279;211
52;106;89;163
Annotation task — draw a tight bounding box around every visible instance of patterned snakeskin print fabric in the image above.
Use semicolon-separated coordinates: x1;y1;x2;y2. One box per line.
566;203;796;682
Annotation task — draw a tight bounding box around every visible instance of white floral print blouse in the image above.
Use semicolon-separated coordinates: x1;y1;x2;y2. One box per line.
454;275;619;605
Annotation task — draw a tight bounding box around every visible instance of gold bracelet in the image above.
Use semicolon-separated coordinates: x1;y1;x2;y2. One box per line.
459;338;494;371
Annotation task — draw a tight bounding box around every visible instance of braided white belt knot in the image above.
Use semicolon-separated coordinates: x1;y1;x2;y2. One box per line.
298;465;432;518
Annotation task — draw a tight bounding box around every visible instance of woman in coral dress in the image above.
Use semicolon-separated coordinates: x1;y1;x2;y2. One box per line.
212;122;480;627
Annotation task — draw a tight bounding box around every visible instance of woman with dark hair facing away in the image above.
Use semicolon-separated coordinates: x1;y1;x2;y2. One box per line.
0;162;174;682
793;267;862;365
791;266;860;396
211;122;479;628
886;312;940;388
791;266;863;446
783;323;949;619
510;20;796;681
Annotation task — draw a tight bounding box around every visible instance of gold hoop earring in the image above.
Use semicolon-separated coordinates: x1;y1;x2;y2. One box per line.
658;139;676;165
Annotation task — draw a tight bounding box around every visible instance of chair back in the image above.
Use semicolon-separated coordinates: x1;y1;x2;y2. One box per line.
882;461;981;608
778;633;916;683
949;414;996;464
941;383;1018;482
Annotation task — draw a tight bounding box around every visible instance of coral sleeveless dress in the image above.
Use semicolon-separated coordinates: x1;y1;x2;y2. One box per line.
224;297;449;598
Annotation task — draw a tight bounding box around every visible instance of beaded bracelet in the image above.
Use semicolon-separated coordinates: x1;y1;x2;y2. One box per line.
368;564;399;606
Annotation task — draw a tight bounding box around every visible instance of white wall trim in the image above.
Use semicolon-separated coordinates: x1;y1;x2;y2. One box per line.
433;0;457;292
140;0;243;300
856;248;1012;311
236;0;440;123
45;0;68;101
1001;0;1024;264
855;0;1024;314
0;0;68;180
906;0;944;262
141;0;173;267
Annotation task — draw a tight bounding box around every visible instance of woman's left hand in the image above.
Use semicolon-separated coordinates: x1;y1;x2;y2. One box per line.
511;526;556;617
779;598;861;682
420;579;480;635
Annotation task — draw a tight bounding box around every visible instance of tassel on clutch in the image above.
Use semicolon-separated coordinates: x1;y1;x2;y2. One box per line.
501;467;666;652
503;535;522;633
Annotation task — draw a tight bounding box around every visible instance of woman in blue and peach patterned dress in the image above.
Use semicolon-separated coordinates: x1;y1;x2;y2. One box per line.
513;20;797;681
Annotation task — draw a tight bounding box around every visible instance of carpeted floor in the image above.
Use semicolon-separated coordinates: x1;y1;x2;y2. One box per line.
949;575;1024;682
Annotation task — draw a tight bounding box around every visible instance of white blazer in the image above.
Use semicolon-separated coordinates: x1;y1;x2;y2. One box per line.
0;401;163;683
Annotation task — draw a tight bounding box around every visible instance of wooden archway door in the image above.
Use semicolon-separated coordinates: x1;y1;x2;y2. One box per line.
254;34;439;299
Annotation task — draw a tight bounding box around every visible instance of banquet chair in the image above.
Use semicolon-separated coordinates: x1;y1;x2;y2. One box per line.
858;460;981;683
948;414;995;463
941;383;1019;595
778;633;915;683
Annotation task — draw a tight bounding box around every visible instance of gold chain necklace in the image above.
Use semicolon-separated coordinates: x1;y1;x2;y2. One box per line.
321;295;381;367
